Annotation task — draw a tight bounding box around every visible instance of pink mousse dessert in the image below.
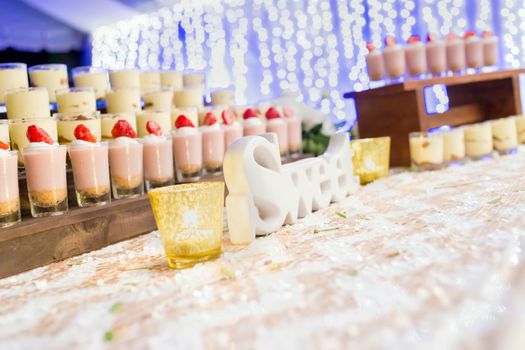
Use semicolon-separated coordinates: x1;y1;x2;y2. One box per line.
22;125;68;217
382;36;405;79
108;121;144;199
425;34;446;76
68;126;110;207
265;107;289;156
172;115;202;181
142;120;174;191
365;43;384;81
464;31;483;70
446;33;466;73
405;35;426;76
482;31;498;67
282;106;302;157
200;111;225;175
222;109;243;151
0;150;20;227
243;107;266;136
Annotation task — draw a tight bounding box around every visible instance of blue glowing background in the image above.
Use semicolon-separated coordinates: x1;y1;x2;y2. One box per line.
92;0;519;127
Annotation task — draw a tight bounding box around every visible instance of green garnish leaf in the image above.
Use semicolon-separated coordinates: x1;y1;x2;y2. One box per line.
487;197;502;205
110;302;123;314
104;330;114;342
221;268;236;279
348;269;358;277
335;211;347;219
313;227;338;234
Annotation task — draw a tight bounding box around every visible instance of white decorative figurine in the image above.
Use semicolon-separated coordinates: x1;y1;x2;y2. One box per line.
224;132;359;244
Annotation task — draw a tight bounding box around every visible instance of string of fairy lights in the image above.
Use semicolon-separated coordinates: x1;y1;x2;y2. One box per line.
92;0;518;126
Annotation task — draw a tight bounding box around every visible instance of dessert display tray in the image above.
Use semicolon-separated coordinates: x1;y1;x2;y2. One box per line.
344;69;525;166
0;154;312;279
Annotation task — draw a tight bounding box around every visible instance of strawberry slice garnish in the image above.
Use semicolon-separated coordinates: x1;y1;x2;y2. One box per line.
447;32;458;40
26;125;53;144
111;120;137;138
464;31;476;39
74;124;97;143
482;31;491;38
385;36;396;47
146;120;163;136
265;107;281;120
175;115;195;128
243;108;259;120
203;112;218;126
283;107;294;118
221;110;235;125
0;140;9;150
407;35;420;44
366;43;376;52
427;33;436;42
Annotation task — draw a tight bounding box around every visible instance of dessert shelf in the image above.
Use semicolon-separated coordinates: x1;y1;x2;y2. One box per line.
0;153;312;279
344;68;525;166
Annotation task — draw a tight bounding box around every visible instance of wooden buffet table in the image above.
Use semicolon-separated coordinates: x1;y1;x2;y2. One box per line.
344;69;525;166
1;150;525;349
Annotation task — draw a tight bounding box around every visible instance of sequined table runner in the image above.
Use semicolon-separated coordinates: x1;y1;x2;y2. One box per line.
1;152;525;350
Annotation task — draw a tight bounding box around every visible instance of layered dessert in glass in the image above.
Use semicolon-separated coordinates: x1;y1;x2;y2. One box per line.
172;115;202;181
100;113;137;140
482;31;498;68
9;117;58;165
5;87;50;119
71;66;109;100
201;111;225;175
171;107;199;130
0;63;28;104
211;88;235;106
108;121;144;199
142;121;174;191
405;35;427;77
172;88;204;109
222;109;243;151
439;128;465;165
464;122;493;160
0;120;10;151
160;70;183;90
106;88;142;114
491;117;517;155
242;107;266;136
282;106;302;157
446;33;466;74
198;106;225;126
382;36;405;80
56;87;97;113
22;126;67;217
464;31;483;71
143;88;174;111
182;72;206;96
425;34;447;76
140;71;161;96
69;140;111;207
365;43;384;82
409;132;444;171
515;115;525;144
265;107;289;156
56;112;101;144
0;150;20;227
136;110;171;138
28;64;68;103
109;69;140;89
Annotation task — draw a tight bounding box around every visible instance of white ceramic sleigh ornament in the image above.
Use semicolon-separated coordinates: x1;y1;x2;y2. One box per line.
224;132;359;244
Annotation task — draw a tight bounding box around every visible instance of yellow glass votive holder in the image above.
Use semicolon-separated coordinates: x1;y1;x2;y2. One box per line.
350;136;390;185
148;182;224;269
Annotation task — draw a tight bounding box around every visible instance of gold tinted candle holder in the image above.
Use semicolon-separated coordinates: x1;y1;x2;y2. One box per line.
350;136;390;185
148;182;224;269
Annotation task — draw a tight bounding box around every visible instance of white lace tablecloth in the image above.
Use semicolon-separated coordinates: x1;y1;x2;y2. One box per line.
2;151;525;350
